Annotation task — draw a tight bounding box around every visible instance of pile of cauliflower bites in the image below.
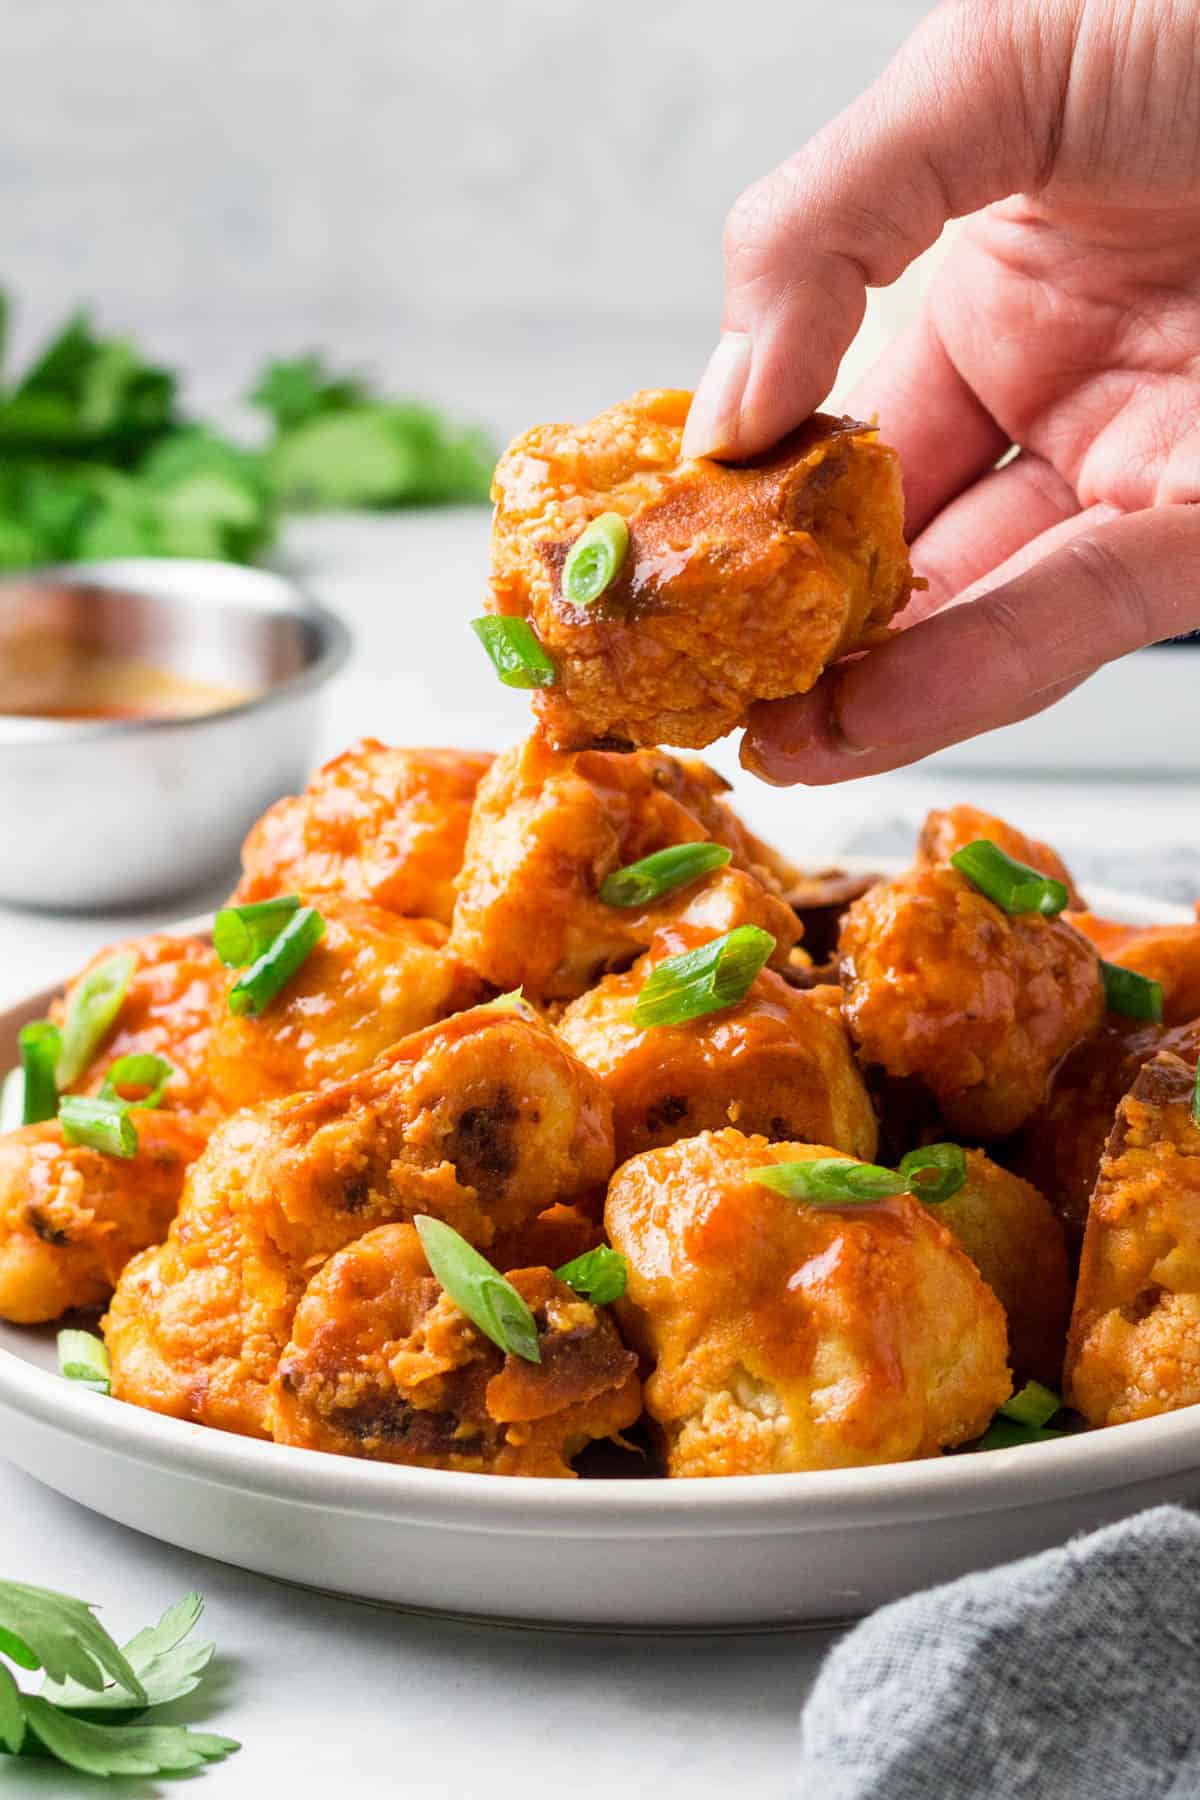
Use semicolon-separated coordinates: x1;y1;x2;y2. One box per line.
3;738;1199;1478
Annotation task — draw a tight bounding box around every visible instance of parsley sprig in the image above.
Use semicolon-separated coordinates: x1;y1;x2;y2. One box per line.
0;1580;238;1777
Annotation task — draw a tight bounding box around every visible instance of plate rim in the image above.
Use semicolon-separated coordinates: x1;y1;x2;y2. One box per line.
0;870;1194;1530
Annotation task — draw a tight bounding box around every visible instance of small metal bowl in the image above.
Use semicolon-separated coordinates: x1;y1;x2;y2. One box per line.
0;560;351;912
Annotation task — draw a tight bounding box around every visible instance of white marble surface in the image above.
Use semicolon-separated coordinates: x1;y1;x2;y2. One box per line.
2;508;1198;1797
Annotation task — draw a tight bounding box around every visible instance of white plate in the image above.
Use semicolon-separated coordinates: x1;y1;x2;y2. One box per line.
0;880;1195;1631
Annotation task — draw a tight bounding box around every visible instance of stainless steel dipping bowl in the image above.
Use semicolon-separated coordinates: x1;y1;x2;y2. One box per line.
0;560;351;911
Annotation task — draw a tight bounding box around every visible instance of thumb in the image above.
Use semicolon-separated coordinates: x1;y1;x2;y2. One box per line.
682;0;1075;460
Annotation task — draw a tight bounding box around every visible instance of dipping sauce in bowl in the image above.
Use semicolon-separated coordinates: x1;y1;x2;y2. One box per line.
0;639;255;721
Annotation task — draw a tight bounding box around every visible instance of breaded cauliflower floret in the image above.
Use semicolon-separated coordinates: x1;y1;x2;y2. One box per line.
105;1007;615;1438
236;740;494;926
839;865;1104;1139
450;733;799;1000
605;1129;1009;1476
485;390;914;750
1069;911;1200;1027
917;805;1084;912
559;947;877;1164
206;895;483;1111
270;1222;640;1475
1067;1053;1200;1425
928;1150;1071;1387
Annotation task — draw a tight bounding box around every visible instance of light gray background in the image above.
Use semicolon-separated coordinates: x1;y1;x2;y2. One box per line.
1;0;932;434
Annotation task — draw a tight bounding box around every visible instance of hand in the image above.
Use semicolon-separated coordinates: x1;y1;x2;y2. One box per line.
680;0;1200;783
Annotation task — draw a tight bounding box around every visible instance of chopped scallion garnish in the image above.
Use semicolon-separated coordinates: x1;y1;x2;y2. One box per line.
55;952;136;1089
213;895;302;967
554;1245;628;1305
599;843;732;909
562;512;629;607
999;1380;1061;1430
18;1021;62;1126
972;1417;1065;1451
1100;959;1163;1022
471;616;557;689
632;925;775;1029
950;838;1069;917
56;1329;111;1395
751;1158;908;1206
414;1216;541;1363
898;1142;968;1205
99;1053;174;1110
58;1095;138;1159
227;905;325;1017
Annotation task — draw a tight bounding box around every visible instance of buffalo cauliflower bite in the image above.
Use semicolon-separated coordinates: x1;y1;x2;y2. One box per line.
928;1150;1071;1387
270;1223;640;1474
0;932;225;1323
559;948;877;1163
1020;1016;1200;1247
1069;911;1200;1027
604;1129;1009;1476
206;895;484;1111
838;865;1104;1139
485;390;913;750
235;740;494;926
917;806;1084;912
450;733;799;999
0;1113;209;1324
105;1006;615;1437
1066;1053;1200;1426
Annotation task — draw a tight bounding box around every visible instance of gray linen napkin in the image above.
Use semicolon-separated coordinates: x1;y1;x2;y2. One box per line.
797;1506;1200;1799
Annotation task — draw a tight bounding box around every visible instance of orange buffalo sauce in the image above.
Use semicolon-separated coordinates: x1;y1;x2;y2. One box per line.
0;644;252;720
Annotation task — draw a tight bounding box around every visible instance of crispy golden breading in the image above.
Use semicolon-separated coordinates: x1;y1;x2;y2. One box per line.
839;866;1104;1139
0;1113;209;1324
206;896;484;1110
605;1129;1009;1476
917;806;1084;912
1066;1053;1200;1425
1069;911;1200;1026
0;933;225;1323
929;1150;1071;1387
489;1203;603;1273
105;1008;615;1437
235;740;493;926
560;952;877;1164
486;391;913;750
1020;1017;1200;1247
450;733;799;999
270;1223;640;1475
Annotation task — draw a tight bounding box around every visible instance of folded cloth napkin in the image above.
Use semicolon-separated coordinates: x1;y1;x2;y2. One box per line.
797;1506;1200;1799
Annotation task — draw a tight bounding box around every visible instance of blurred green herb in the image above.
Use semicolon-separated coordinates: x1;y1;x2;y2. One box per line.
0;299;494;571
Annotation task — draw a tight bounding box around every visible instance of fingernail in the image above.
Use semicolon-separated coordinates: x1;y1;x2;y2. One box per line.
681;333;752;460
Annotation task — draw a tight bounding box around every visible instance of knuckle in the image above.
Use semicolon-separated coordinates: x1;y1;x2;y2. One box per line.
1065;532;1153;645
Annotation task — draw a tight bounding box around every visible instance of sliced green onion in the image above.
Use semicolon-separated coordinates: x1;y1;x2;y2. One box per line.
56;951;136;1088
414;1215;541;1363
898;1142;968;1205
972;1418;1065;1452
228;905;325;1018
0;1067;23;1134
599;843;732;909
950;839;1069;917
58;1095;138;1159
1100;959;1163;1022
99;1053;174;1110
562;512;630;607
633;925;775;1029
56;1329;111;1395
213;895;302;967
471;616;557;689
555;1245;628;1305
475;988;533;1017
999;1380;1061;1429
751;1158;907;1206
18;1021;62;1125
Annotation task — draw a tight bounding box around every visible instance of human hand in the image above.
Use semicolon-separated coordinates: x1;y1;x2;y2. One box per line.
680;0;1200;783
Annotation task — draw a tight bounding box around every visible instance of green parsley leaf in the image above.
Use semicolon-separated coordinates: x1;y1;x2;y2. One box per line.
0;1581;145;1701
19;1697;238;1776
40;1591;212;1714
249;352;368;432
266;402;494;509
